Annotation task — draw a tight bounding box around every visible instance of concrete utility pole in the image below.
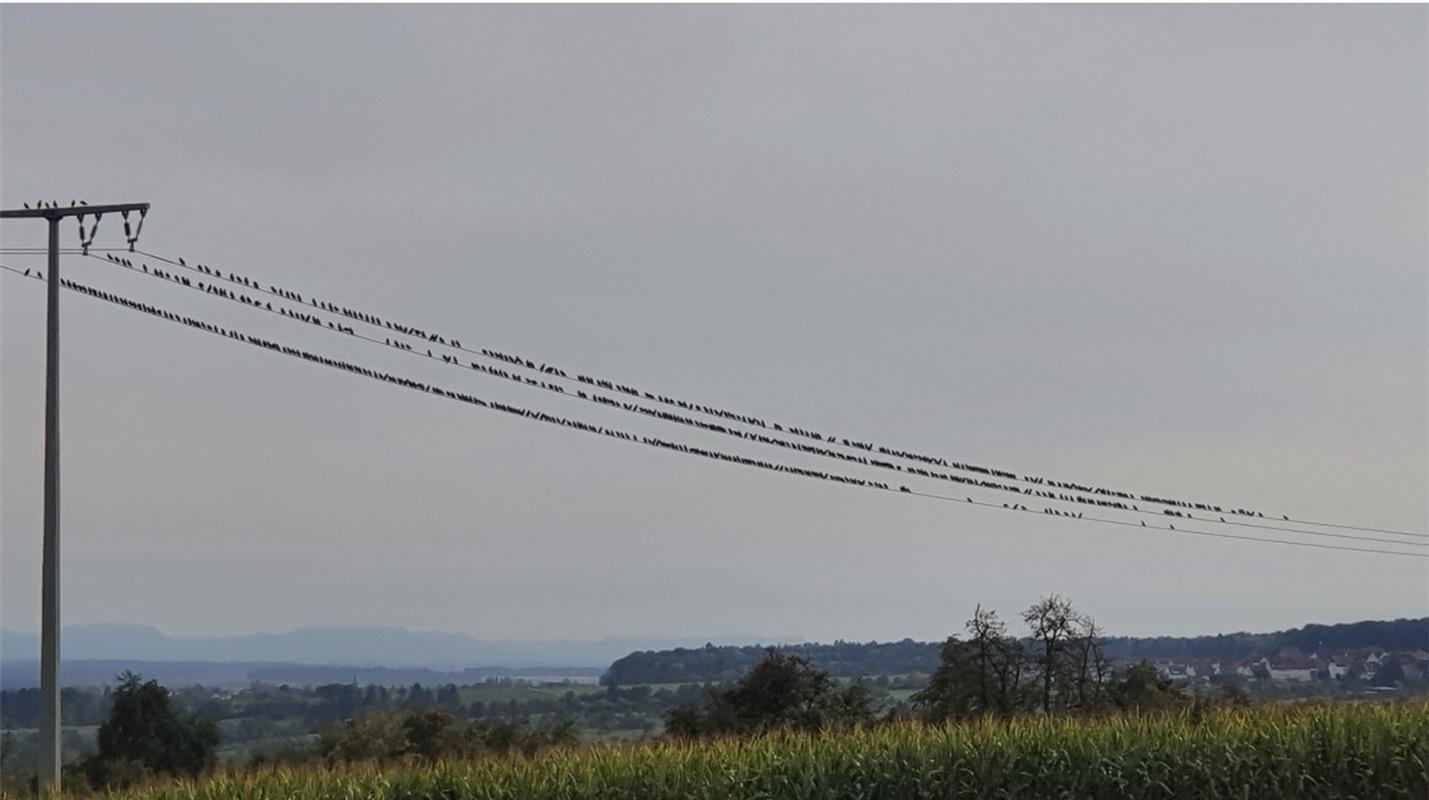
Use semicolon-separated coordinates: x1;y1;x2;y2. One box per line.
0;201;149;793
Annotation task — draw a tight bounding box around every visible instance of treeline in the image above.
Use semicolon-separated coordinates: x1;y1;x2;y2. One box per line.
604;617;1429;685
665;596;1210;739
1102;617;1429;662
605;640;941;685
1;681;706;739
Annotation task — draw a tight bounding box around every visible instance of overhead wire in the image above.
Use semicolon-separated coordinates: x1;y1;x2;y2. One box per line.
16;244;1411;540
119;246;1426;539
1;263;1424;561
66;249;1428;550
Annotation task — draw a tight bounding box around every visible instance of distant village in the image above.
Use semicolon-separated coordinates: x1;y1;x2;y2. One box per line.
1150;647;1429;691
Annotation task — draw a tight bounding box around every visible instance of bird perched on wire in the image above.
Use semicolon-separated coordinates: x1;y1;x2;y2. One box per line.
22;203;29;209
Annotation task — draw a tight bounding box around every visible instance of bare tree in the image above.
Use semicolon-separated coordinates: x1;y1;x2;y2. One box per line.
965;605;1006;712
1071;614;1106;709
992;635;1026;713
1023;595;1077;713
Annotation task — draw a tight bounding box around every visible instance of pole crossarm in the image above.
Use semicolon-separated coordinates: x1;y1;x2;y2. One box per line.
1;202;149;219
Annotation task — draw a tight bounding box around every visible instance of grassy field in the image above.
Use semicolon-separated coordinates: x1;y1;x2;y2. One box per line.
61;701;1427;800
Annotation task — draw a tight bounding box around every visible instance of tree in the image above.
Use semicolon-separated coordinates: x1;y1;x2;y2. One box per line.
967;605;1004;712
912;637;979;721
1024;595;1078;713
1070;614;1108;709
82;672;218;788
1113;660;1186;711
402;708;464;760
1370;656;1405;687
319;711;409;764
664;649;872;737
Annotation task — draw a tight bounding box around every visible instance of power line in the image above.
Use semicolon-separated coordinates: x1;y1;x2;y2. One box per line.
20;243;1417;542
3;264;1424;561
64;251;1427;551
120;247;1425;538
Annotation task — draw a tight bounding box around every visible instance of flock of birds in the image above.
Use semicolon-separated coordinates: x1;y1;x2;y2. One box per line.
3;233;1420;551
20;200;88;210
99;247;1426;549
88;251;1326;535
72;246;1429;545
102;247;1368;537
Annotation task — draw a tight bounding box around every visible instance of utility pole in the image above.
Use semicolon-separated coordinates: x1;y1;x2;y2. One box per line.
0;201;149;793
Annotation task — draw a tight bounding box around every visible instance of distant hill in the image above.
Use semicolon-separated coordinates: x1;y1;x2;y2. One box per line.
601;618;1429;685
0;659;603;690
0;623;794;687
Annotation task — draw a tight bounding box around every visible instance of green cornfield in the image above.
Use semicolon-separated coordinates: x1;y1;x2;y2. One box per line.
69;702;1429;800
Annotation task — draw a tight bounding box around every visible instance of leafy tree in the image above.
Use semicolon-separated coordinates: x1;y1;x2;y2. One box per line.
664;705;703;739
912;638;980;721
665;649;873;737
1371;657;1405;687
1113;660;1186;711
319;711;409;764
402;708;465;760
81;672;218;788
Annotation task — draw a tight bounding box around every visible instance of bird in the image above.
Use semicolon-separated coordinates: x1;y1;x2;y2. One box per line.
1169;524;1176;530
1220;517;1226;523
179;257;186;266
79;200;87;206
24;269;31;277
1283;515;1289;520
22;203;29;209
1141;521;1146;527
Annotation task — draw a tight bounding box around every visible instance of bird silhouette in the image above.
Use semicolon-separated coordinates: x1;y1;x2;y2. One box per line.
1141;521;1146;527
179;257;186;266
23;203;29;209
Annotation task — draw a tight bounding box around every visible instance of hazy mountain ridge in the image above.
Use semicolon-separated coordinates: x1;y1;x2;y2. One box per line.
0;623;796;678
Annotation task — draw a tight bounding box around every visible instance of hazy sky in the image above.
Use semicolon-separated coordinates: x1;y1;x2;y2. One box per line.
2;5;1425;646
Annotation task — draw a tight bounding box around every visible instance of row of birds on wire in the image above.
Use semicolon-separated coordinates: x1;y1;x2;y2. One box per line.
93;247;1424;542
9;243;1421;544
82;253;1424;549
4;261;1422;560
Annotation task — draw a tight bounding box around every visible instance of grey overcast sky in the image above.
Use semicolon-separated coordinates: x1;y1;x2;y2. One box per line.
1;5;1425;645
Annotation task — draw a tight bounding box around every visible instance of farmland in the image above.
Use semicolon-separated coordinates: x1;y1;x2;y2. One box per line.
57;702;1429;800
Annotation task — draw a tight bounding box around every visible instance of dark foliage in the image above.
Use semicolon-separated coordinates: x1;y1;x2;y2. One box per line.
665;649;875;737
78;672;218;789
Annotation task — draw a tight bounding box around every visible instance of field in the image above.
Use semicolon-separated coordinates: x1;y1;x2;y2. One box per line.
73;702;1428;800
